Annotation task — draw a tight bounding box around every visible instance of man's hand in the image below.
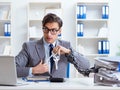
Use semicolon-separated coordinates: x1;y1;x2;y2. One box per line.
53;45;71;55
32;60;49;75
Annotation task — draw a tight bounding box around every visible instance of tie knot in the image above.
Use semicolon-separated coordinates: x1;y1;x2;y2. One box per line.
49;44;53;48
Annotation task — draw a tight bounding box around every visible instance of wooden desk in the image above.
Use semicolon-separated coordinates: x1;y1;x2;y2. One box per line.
0;78;120;90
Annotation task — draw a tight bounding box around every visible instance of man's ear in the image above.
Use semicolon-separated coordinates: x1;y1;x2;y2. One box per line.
58;28;62;34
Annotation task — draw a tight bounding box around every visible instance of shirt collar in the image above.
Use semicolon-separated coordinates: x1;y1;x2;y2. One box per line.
43;38;56;47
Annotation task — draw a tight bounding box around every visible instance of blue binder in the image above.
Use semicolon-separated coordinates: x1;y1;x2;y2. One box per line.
4;23;11;36
102;5;109;19
98;40;110;54
98;41;102;54
77;23;83;37
77;5;86;19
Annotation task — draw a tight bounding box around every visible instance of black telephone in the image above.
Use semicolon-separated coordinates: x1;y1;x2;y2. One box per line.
49;77;64;82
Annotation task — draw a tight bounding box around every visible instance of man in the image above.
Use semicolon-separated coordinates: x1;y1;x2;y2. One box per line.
15;13;90;78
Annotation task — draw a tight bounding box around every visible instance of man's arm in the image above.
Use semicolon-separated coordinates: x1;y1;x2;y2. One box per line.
15;42;30;77
53;40;90;76
65;48;90;76
15;42;49;77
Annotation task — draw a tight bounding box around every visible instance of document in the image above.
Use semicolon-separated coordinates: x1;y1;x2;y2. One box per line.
94;56;120;87
97;27;109;37
98;56;120;62
94;58;118;70
3;45;11;55
25;75;50;81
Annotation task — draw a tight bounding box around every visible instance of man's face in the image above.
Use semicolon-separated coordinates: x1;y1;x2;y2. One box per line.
43;22;61;43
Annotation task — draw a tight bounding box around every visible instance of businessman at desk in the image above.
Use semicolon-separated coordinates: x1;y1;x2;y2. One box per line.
15;13;90;78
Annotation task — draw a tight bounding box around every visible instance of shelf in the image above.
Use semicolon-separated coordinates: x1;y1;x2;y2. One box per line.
85;54;109;57
77;19;108;22
76;1;109;20
76;36;108;39
0;2;11;55
0;36;11;39
76;0;109;4
0;19;11;22
29;19;42;21
76;20;109;37
27;2;62;41
75;1;110;68
28;2;61;20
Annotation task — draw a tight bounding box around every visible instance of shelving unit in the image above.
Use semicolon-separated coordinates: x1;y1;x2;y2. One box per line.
27;2;62;41
75;0;110;68
0;2;11;55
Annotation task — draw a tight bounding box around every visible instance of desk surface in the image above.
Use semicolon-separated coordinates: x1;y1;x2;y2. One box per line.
0;78;120;90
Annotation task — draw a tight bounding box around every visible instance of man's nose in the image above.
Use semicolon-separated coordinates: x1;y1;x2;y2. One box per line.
47;31;52;36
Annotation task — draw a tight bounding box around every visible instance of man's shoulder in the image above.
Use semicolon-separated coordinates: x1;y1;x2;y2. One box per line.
58;39;69;43
23;39;42;47
24;40;37;45
57;39;70;46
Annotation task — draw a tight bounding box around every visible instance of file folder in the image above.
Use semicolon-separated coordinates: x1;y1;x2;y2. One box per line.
102;40;106;54
77;23;83;37
94;56;120;87
77;5;86;19
105;40;110;54
82;5;86;19
94;57;118;70
80;5;83;19
105;6;109;19
77;5;80;19
4;23;11;36
58;34;61;37
98;40;110;54
102;5;109;19
4;23;8;36
98;41;102;54
7;23;11;36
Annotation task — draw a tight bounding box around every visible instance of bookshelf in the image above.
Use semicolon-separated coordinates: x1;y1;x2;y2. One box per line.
27;2;62;41
0;2;11;55
75;0;109;76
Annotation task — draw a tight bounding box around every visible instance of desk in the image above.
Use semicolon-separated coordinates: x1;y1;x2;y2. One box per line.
0;78;120;90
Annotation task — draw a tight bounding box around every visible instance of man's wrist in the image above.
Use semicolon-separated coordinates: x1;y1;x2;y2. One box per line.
65;48;72;57
66;49;71;54
65;48;75;63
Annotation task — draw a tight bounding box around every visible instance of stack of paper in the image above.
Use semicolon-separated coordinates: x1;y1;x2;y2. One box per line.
97;27;109;37
94;56;120;87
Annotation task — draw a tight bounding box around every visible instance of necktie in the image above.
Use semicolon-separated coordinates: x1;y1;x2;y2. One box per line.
49;44;54;73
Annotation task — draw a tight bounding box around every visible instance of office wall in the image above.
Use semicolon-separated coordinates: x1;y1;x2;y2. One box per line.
1;0;77;56
1;0;78;77
0;0;120;77
109;0;120;56
0;0;119;56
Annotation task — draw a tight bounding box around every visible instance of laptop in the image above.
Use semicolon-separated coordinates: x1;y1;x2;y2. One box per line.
0;55;27;86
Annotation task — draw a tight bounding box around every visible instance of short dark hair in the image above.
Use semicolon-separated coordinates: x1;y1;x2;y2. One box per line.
42;13;63;28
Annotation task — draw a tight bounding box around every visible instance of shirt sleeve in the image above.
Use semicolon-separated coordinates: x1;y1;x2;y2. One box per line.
29;67;34;77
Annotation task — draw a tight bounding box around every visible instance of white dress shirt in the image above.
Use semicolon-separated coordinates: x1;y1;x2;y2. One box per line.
29;38;56;76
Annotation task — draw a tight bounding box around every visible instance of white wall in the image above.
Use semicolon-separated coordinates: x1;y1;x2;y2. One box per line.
1;0;120;77
1;0;119;56
109;0;120;56
1;0;77;55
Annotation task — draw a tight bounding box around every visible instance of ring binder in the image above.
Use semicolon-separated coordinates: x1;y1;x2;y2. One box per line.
4;22;11;36
77;23;83;37
77;5;86;19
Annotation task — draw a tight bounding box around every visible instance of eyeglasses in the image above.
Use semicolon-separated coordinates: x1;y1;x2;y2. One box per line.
42;27;59;35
